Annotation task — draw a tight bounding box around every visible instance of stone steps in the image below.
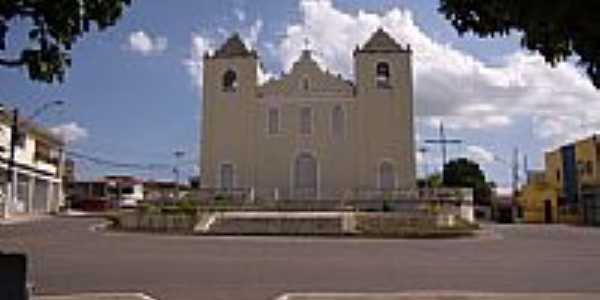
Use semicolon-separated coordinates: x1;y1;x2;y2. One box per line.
199;212;351;235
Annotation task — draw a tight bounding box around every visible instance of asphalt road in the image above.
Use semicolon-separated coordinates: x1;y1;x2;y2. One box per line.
1;217;600;300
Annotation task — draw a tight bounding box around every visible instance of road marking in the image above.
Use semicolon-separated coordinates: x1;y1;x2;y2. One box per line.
275;291;600;300
34;292;157;300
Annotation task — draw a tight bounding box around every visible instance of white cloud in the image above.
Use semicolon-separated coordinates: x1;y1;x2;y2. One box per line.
127;31;168;55
234;8;246;22
274;0;600;146
257;63;275;85
51;122;88;144
244;19;263;49
465;145;495;164
185;18;265;89
184;34;213;89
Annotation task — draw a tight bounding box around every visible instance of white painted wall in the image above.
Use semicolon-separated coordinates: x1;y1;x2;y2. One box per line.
0;120;63;217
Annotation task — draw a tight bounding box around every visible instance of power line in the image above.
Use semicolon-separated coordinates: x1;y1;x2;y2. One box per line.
66;150;171;171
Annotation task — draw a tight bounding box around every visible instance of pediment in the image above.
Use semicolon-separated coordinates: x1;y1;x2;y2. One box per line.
259;50;354;98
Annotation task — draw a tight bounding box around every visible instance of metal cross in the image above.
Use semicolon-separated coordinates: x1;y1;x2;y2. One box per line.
425;122;462;172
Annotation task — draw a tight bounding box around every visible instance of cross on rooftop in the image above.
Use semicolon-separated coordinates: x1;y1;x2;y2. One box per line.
303;37;311;51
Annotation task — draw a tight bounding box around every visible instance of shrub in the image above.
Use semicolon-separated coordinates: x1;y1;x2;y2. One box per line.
177;200;198;216
105;214;121;228
138;203;160;214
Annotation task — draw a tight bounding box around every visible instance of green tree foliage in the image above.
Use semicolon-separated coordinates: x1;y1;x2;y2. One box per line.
438;1;600;89
443;158;493;206
417;172;443;188
0;0;133;83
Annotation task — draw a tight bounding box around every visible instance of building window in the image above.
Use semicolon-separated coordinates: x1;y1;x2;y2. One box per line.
586;161;594;175
376;62;391;88
303;76;309;90
220;163;234;191
16;132;26;148
300;107;312;135
577;161;585;175
331;105;345;139
34;140;51;163
268;107;280;135
379;161;396;190
222;69;238;92
556;169;561;181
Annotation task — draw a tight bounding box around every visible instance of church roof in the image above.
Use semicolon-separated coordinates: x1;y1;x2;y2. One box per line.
211;33;257;58
292;49;319;70
356;28;409;53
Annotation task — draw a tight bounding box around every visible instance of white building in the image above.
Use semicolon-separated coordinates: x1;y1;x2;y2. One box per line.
0;110;65;219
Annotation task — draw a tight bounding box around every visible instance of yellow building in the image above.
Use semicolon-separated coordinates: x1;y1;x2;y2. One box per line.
522;135;600;224
544;149;563;191
518;171;559;223
574;136;600;224
574;136;599;186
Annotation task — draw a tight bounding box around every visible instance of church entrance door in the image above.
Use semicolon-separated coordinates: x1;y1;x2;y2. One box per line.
294;153;318;199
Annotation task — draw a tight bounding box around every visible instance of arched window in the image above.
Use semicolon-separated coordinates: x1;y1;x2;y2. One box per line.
331;105;345;139
300;107;312;135
222;69;238;92
301;75;309;91
220;163;234;191
294;153;317;199
379;161;395;190
376;62;390;88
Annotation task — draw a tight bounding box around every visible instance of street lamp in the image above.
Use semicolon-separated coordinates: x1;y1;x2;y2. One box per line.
1;100;65;218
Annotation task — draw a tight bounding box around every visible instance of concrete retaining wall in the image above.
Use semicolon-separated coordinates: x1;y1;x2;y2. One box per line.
115;210;473;236
117;212;198;232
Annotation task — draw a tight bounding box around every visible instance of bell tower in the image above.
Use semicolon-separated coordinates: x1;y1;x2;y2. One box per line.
200;33;258;189
354;28;416;189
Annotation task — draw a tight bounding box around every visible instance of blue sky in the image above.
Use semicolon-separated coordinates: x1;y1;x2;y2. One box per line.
2;0;599;190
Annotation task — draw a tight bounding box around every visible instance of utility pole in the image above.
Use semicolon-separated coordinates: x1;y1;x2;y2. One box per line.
4;108;18;218
173;150;185;201
523;154;528;183
418;146;429;183
512;147;520;196
425;122;462;180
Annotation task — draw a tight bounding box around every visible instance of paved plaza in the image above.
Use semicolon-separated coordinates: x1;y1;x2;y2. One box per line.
2;217;600;300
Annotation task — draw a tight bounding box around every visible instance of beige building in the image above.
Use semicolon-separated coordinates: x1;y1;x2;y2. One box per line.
200;29;416;200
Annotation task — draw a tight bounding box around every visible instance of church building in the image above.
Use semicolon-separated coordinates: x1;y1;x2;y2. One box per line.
200;28;416;200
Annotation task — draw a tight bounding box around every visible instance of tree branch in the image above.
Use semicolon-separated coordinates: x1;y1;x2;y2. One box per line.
0;57;25;67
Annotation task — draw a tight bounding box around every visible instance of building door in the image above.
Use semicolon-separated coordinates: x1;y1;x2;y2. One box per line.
294;153;317;199
379;161;396;190
220;163;234;191
33;178;49;214
544;199;553;223
14;173;30;213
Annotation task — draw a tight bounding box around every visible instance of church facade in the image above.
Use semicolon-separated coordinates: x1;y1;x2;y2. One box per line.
200;29;416;200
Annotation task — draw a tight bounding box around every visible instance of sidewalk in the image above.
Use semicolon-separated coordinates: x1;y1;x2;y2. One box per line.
0;214;51;226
